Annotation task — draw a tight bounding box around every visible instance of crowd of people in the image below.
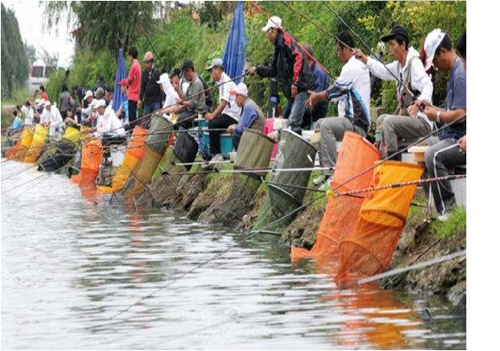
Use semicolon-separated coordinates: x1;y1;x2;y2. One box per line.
7;15;466;220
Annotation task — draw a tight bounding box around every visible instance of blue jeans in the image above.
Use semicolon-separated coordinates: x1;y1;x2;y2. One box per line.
142;102;161;128
286;91;308;134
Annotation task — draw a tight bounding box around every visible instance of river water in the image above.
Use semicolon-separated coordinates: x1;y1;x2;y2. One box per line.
1;159;466;349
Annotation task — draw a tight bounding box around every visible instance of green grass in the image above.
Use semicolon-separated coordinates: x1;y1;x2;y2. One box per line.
431;207;467;239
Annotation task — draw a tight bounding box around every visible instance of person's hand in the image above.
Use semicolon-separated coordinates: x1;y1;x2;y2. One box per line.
423;106;438;121
247;67;257;75
353;48;367;63
406;103;420;117
458;135;467;154
291;84;298;99
205;112;214;121
306;90;319;108
137;100;142;108
227;124;236;134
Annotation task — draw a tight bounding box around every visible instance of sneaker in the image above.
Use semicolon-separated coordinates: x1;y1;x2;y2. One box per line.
312;174;327;186
201;161;211;170
437;213;450;222
209;154;224;170
319;177;332;191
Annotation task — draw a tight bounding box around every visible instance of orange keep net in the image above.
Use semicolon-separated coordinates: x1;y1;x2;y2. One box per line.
24;124;48;163
335;161;424;286
70;140;103;191
98;126;147;194
291;132;379;261
6;126;34;160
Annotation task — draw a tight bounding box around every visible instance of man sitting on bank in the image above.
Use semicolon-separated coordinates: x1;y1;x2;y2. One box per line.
226;82;265;151
205;58;241;165
89;99;126;145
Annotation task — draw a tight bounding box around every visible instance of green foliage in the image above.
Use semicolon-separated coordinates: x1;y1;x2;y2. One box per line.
431;206;466;239
1;3;29;99
42;1;158;54
43;1;466;116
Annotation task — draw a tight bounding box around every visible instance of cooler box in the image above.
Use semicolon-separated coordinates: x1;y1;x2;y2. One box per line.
220;133;233;156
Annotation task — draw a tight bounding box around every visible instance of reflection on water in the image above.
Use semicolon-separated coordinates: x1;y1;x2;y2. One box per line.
1;160;465;349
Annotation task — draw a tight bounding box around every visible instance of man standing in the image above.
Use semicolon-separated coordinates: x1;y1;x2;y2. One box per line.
126;46;141;129
421;30;466;220
205;58;241;164
299;42;330;129
248;16;313;135
39;85;49;102
308;30;371;187
354;25;433;158
139;52;162;128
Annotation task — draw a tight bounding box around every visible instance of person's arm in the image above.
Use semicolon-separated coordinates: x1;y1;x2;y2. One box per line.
206;99;227;121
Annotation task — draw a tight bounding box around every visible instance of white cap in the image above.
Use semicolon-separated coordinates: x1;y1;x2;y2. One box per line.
230;82;248;97
84;90;93;100
95;99;107;109
424;29;446;71
206;58;223;71
262;16;282;32
44;100;51;107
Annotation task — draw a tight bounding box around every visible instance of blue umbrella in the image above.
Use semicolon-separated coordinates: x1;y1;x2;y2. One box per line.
222;1;246;84
112;48;127;112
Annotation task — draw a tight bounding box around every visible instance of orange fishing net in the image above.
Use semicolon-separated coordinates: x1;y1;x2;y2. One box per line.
335;161;424;286
70;140;103;191
291;132;379;261
23;124;48;163
6;127;34;160
98;126;147;194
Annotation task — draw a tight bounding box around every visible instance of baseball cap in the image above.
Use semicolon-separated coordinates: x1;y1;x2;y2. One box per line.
230;82;248;97
180;59;194;72
144;51;154;62
424;29;446;71
84;90;93;100
156;73;170;85
95;99;107;109
44;100;51;107
262;16;282;32
380;25;409;45
206;58;223;71
118;78;128;86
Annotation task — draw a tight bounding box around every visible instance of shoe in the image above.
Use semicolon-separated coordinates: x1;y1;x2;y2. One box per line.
437;213;450;222
319;177;332;191
201;161;211;170
312;174;327;186
209;154;224;170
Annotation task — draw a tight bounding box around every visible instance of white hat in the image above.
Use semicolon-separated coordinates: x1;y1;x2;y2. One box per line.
84;90;93;100
206;58;223;71
230;82;248;97
156;73;170;85
95;99;106;109
262;16;282;32
44;100;51;107
424;29;446;71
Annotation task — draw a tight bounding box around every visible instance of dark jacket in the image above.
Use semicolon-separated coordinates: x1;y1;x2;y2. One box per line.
256;30;313;101
140;66;163;105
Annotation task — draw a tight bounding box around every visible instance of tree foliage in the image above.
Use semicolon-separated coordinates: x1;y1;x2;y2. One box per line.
45;1;466;116
1;3;29;99
42;1;159;55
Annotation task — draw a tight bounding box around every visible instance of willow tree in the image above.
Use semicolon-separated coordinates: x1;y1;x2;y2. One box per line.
1;3;29;99
42;1;159;56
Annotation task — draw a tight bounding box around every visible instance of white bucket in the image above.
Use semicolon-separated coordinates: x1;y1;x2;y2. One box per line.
110;145;126;167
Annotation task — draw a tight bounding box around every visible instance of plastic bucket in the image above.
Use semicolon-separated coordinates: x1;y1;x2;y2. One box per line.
220;133;233;156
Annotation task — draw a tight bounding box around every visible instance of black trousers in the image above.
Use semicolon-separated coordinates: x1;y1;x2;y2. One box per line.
128;100;138;128
208;114;236;155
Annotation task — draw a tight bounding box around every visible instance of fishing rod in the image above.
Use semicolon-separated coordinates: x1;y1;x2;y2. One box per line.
249;1;330;75
344;249;466;288
322;2;417;100
330;113;467;196
165;166;335;177
134;13;169;73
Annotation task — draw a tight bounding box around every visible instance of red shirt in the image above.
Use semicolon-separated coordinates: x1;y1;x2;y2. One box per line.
41;91;49;101
127;59;141;102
